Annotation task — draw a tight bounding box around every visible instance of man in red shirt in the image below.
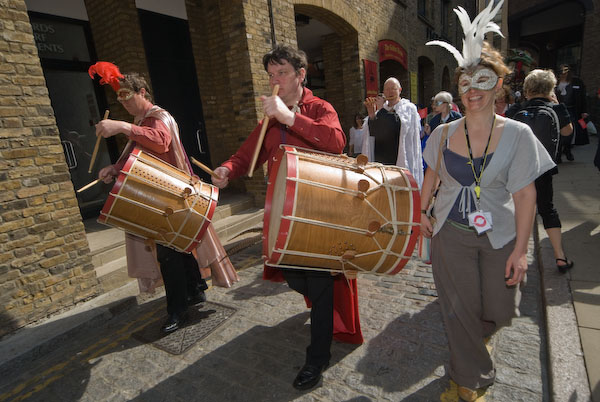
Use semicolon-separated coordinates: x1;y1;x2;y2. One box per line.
212;45;363;391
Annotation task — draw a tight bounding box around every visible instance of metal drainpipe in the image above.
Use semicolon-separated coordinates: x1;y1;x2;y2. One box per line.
267;0;276;46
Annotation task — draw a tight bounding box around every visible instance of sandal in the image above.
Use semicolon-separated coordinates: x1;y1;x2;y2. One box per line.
556;258;574;274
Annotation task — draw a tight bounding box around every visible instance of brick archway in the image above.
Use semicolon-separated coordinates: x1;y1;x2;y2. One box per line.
293;1;360;34
293;3;361;137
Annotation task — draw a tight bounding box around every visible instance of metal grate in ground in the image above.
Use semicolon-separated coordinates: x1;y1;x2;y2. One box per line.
132;301;236;355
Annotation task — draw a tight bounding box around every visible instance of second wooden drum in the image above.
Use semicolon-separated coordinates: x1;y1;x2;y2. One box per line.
263;146;420;275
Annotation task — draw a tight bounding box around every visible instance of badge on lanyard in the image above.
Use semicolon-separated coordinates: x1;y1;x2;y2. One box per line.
468;210;493;234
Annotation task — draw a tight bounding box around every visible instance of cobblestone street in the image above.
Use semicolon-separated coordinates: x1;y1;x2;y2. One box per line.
0;239;547;401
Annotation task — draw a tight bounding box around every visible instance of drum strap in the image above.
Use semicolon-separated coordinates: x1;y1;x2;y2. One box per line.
279;103;300;144
280;125;287;144
425;124;450;221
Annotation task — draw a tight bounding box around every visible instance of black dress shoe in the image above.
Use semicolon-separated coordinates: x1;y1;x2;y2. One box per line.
187;290;207;306
292;364;326;390
161;312;187;334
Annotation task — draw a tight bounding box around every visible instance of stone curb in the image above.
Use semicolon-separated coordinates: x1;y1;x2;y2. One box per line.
535;221;591;401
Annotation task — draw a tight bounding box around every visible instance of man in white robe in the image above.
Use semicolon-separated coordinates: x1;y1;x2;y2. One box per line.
362;77;423;188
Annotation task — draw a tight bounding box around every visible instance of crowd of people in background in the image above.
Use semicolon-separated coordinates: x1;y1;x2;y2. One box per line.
351;62;598;174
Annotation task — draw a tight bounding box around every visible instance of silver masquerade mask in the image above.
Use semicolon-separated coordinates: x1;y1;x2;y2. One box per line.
458;68;499;94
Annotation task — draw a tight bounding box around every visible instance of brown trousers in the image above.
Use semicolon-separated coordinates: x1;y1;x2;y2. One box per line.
431;221;521;389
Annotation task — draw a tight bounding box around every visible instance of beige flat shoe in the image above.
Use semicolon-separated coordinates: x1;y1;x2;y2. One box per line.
457;385;478;401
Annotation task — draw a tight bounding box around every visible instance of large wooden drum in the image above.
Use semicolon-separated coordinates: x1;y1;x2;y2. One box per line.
98;148;217;253
263;146;420;275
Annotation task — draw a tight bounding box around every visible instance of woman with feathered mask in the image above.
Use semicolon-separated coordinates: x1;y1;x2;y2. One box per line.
421;1;555;400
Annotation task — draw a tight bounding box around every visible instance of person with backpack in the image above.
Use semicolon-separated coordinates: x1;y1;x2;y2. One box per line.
506;69;574;273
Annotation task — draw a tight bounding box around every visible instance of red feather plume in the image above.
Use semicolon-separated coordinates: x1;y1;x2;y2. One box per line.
88;62;124;92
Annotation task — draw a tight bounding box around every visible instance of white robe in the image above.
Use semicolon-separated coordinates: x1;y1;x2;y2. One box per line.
361;98;424;188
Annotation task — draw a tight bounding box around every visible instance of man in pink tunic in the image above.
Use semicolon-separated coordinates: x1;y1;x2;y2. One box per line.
94;70;238;333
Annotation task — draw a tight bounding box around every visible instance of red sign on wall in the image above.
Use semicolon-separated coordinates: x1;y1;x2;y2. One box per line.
363;59;378;98
378;40;407;69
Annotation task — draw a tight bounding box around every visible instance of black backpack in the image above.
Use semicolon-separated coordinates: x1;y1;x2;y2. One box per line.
512;100;560;161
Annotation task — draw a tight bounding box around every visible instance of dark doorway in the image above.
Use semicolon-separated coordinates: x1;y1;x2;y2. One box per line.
138;9;211;181
418;56;434;108
29;12;115;219
379;60;409;97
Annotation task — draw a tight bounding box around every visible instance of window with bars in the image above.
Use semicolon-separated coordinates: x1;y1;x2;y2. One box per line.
441;0;450;37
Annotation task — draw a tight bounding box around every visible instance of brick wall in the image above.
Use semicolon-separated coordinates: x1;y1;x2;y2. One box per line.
84;0;152;126
581;0;600;101
0;0;99;337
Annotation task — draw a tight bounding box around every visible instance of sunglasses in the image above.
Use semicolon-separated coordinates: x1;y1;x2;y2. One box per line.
117;89;135;101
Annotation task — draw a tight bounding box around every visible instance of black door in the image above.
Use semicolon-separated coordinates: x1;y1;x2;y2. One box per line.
138;9;212;181
29;13;115;218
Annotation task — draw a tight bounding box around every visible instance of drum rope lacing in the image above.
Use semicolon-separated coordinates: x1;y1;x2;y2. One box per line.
132;154;215;249
103;153;216;251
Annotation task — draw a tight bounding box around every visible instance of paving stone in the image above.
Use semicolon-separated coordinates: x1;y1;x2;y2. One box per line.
0;237;550;401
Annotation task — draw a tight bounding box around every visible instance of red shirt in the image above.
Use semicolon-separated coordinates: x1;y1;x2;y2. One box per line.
221;87;346;179
114;104;183;171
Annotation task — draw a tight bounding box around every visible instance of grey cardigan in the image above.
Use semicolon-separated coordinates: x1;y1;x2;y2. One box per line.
423;117;555;249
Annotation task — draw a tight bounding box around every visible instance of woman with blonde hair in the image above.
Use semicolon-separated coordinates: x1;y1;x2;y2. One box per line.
506;69;574;273
424;2;555;399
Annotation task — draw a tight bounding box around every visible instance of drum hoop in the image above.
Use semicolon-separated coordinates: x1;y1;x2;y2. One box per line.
265;249;412;275
263;146;298;264
386;167;421;274
186;184;218;253
99;148;142;222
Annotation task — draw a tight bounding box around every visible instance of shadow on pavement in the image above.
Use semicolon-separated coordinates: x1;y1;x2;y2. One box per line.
227;271;290;301
355;301;449;396
130;311;359;401
0;296;166;402
541;220;600;307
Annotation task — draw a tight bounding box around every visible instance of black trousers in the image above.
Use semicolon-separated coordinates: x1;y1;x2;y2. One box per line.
282;269;334;367
156;244;208;315
535;171;561;229
559;133;573;157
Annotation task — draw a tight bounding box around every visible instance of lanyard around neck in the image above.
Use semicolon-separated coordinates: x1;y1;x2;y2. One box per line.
464;115;496;200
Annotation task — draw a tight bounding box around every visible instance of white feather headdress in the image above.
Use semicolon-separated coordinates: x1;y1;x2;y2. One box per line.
426;0;504;69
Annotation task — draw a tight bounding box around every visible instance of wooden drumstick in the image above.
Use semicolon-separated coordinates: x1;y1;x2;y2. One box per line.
76;179;100;193
88;110;110;173
190;157;219;179
248;84;279;177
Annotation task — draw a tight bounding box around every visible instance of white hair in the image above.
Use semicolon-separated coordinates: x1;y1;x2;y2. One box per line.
384;77;401;89
434;91;453;104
